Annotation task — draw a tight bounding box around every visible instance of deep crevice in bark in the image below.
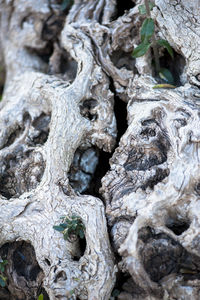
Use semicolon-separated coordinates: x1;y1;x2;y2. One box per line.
54;270;67;282
139;227;200;283
140;167;169;190
82;94;128;198
49;46;78;82
26;43;54;66
110;77;128;146
69;145;112;199
110;50;136;72
165;215;190;236
70;91;128;198
59;50;77;80
0;65;5;97
42;14;65;42
79;99;98;121
69;147;99;194
110;271;144;300
84;150;111;198
0;241;45;300
31;113;51;145
110;218;134;252
2;125;23;149
115;0;135;19
0;150;45;199
153;48;186;86
114;95;128;146
0;112;49;199
72;236;87;261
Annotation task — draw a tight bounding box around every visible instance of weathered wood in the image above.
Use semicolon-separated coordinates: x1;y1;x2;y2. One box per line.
0;0;199;299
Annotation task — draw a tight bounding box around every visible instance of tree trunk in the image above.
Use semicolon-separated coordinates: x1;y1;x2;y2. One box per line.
0;0;200;299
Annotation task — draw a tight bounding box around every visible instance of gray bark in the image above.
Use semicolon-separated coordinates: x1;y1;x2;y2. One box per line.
0;0;199;299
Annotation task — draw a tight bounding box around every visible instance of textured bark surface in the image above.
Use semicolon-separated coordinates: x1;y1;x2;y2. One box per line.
0;0;199;299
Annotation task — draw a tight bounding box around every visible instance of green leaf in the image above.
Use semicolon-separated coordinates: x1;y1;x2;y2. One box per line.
60;223;68;229
64;220;70;225
72;224;77;230
138;2;155;15
72;215;79;220
0;260;7;272
73;277;80;281
53;225;64;232
159;68;174;84
38;294;44;300
63;232;69;240
132;42;151;58
0;265;4;272
0;276;6;288
71;219;77;225
138;4;146;14
153;83;176;89
149;2;155;11
157;39;174;59
141;18;154;43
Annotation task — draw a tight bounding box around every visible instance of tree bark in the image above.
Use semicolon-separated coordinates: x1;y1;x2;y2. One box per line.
0;0;200;299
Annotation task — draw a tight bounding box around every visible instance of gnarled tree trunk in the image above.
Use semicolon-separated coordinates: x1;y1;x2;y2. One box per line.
0;0;199;299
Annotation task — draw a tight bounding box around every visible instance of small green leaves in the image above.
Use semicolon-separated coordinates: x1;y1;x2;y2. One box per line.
73;277;80;282
38;294;44;300
138;2;155;15
133;1;175;88
53;215;85;242
132;42;151;58
0;260;7;273
141;18;154;42
53;223;68;231
132;18;154;58
157;39;174;59
138;5;146;15
70;289;75;295
153;83;176;89
0;276;6;288
0;259;8;287
53;225;64;232
159;68;174;84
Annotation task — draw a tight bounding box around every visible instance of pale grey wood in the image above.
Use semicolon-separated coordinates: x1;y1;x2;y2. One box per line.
0;0;200;299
